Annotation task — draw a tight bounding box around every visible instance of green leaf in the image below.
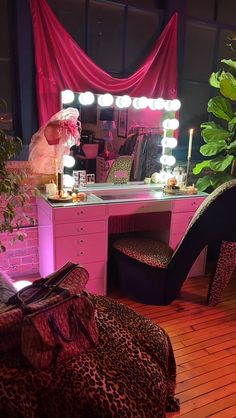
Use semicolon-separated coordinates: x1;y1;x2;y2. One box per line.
228;116;236;132
196;175;212;191
210;172;234;189
228;139;236;151
220;72;236;100
200;141;227;156
200;121;221;129
221;59;236;71
209;71;221;88
201;127;230;143
209;155;234;171
192;160;211;175
207;96;234;121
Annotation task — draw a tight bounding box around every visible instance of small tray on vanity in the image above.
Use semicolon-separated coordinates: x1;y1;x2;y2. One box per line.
163;186;198;195
47;195;73;203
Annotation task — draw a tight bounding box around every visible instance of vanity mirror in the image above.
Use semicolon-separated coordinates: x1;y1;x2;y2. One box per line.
61;90;180;184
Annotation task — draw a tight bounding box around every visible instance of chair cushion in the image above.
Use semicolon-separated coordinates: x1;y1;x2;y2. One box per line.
114;237;173;268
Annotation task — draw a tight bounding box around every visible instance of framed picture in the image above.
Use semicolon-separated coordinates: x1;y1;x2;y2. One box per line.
117;109;128;138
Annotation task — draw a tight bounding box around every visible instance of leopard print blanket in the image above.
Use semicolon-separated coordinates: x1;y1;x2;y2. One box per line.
0;295;179;418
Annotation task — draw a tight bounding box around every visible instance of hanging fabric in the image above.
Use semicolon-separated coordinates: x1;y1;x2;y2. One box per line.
29;0;178;125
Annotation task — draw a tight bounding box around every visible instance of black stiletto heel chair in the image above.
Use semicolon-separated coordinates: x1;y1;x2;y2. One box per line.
112;180;236;306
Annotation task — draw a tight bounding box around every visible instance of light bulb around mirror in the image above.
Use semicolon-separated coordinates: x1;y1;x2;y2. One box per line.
98;93;114;107
169;119;179;130
160;155;169;165
63;155;75;168
170;99;181;111
166;155;176;166
63;174;75;188
161;137;177;148
132;97;141;109
164;100;173;111
162;118;179;130
116;95;132;108
61;90;75;104
138;96;148;109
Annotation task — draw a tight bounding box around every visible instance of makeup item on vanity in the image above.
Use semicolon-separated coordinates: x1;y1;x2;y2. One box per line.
45;181;57;197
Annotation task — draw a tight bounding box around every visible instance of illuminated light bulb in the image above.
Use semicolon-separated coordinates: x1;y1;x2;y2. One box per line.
63;155;75;168
160;155;169;165
164;100;173;111
115;96;123;108
63;174;75;188
132;97;141;109
83;91;95;105
97;93;114;107
97;95;105;107
78;93;86;105
161;137;177;148
120;95;132;108
166;155;176;166
103;93;114;106
138;96;148;109
162;119;171;129
169;119;179;130
149;99;158;110
155;98;165;110
61;90;75;104
170;99;181;111
14;280;32;291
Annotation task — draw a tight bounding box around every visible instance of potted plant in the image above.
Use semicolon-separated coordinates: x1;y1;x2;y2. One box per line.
0;129;35;252
193;59;236;191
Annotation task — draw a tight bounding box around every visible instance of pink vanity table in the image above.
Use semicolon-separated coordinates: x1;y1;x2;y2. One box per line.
36;184;208;295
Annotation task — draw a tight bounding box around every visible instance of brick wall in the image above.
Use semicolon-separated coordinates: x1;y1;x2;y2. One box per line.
0;161;40;278
0;224;39;277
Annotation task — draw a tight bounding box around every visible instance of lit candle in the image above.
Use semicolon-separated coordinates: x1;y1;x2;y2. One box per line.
187;128;194;159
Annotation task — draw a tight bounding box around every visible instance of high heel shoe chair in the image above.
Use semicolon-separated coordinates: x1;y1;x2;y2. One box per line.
112;180;236;306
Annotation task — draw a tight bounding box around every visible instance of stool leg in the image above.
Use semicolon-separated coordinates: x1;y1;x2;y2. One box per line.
207;241;236;306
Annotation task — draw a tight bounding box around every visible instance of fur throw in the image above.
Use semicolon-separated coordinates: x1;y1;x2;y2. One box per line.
0;270;16;306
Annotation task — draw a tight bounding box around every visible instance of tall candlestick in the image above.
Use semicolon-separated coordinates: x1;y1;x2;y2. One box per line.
187;128;194;159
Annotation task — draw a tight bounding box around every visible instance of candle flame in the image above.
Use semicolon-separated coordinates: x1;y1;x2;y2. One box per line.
189;128;194;134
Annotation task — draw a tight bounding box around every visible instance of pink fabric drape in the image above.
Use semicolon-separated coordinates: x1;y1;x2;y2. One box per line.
29;0;178;126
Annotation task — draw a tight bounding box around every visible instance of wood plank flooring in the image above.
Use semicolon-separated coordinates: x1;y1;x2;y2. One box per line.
110;271;236;418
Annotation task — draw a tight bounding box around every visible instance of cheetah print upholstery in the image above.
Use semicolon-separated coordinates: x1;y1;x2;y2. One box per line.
0;295;179;418
207;240;236;306
114;237;173;268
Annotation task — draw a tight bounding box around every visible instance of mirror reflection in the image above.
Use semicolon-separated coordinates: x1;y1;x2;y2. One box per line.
62;92;179;184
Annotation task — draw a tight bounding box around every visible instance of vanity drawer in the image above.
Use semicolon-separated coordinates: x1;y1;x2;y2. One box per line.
81;261;106;280
170;212;194;234
53;205;106;224
54;220;106;237
55;233;106;265
172;197;205;213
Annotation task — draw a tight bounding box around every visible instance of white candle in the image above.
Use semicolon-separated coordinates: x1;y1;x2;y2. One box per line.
187;128;194;159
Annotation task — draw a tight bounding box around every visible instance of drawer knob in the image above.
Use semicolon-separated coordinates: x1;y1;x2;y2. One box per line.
80;227;84;231
191;202;196;205
80;239;84;243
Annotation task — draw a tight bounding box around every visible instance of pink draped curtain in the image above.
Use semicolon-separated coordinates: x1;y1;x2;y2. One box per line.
29;0;178;126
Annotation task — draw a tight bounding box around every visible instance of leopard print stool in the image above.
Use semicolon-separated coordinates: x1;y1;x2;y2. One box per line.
207;241;236;306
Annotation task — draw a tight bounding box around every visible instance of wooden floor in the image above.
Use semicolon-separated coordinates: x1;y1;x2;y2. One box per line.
110;271;236;418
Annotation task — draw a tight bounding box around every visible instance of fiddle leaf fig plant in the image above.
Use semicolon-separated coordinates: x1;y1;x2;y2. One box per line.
193;59;236;191
0;129;36;252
